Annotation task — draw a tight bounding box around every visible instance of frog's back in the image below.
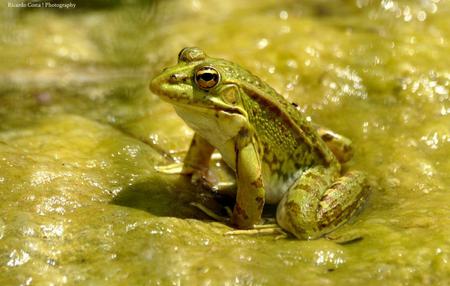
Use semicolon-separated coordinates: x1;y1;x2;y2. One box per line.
215;59;336;199
242;80;335;167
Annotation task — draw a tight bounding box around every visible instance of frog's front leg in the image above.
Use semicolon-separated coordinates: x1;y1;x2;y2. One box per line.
276;166;370;239
232;139;265;229
155;133;214;180
182;133;215;181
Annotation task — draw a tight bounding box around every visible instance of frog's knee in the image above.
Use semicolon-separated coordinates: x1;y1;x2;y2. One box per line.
276;194;322;240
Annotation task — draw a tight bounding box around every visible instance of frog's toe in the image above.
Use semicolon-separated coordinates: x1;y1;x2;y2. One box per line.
154;163;184;174
190;202;230;223
224;224;287;238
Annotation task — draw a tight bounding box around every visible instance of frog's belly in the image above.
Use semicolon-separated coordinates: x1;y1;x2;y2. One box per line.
262;162;301;204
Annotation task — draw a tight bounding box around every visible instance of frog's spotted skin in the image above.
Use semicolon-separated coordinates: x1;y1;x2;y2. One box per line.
150;47;370;239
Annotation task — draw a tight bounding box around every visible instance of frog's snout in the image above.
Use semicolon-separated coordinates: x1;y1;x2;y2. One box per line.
149;71;195;104
149;73;165;94
150;72;190;94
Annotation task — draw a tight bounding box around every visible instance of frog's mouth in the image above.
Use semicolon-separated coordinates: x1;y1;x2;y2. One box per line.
170;99;245;117
150;79;194;104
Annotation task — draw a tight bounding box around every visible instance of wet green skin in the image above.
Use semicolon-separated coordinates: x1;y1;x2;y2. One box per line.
150;47;370;239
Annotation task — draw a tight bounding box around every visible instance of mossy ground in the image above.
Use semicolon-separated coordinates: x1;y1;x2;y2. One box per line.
0;1;449;285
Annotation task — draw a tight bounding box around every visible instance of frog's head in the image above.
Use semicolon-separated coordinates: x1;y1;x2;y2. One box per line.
150;47;247;117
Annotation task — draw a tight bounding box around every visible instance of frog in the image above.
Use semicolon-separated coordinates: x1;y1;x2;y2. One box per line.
149;47;370;239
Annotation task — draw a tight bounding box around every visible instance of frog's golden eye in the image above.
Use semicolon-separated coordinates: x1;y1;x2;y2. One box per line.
194;66;220;90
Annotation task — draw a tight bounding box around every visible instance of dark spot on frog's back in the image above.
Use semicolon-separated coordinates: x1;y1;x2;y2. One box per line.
264;151;279;165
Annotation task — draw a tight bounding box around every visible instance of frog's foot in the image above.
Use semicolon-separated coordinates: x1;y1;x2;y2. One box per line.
154;162;210;177
190;202;231;223
155;162;221;189
191;203;287;239
154;162;184;174
224;224;288;239
276;167;370;240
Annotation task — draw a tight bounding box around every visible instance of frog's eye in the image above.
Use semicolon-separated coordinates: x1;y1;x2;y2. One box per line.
194;66;220;90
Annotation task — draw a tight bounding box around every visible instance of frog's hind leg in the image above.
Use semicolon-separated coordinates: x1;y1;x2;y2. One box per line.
276;166;370;239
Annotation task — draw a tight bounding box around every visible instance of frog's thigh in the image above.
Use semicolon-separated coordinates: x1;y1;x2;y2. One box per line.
276;167;369;239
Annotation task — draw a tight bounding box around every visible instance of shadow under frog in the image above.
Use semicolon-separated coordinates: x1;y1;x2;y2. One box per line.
110;174;235;220
110;167;284;223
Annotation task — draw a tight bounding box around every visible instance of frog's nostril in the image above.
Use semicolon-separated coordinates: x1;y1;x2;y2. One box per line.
169;74;178;83
169;73;187;83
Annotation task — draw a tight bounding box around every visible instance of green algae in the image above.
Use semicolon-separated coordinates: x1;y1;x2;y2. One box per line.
0;0;449;285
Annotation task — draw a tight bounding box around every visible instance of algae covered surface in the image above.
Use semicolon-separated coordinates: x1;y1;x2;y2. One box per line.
0;0;449;285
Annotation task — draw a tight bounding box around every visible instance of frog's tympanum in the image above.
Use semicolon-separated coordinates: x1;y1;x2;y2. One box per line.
150;47;370;239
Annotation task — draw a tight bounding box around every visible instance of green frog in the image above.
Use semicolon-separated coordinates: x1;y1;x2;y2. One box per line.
149;47;370;239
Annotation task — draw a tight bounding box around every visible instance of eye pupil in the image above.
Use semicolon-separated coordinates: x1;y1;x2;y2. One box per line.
200;73;214;81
